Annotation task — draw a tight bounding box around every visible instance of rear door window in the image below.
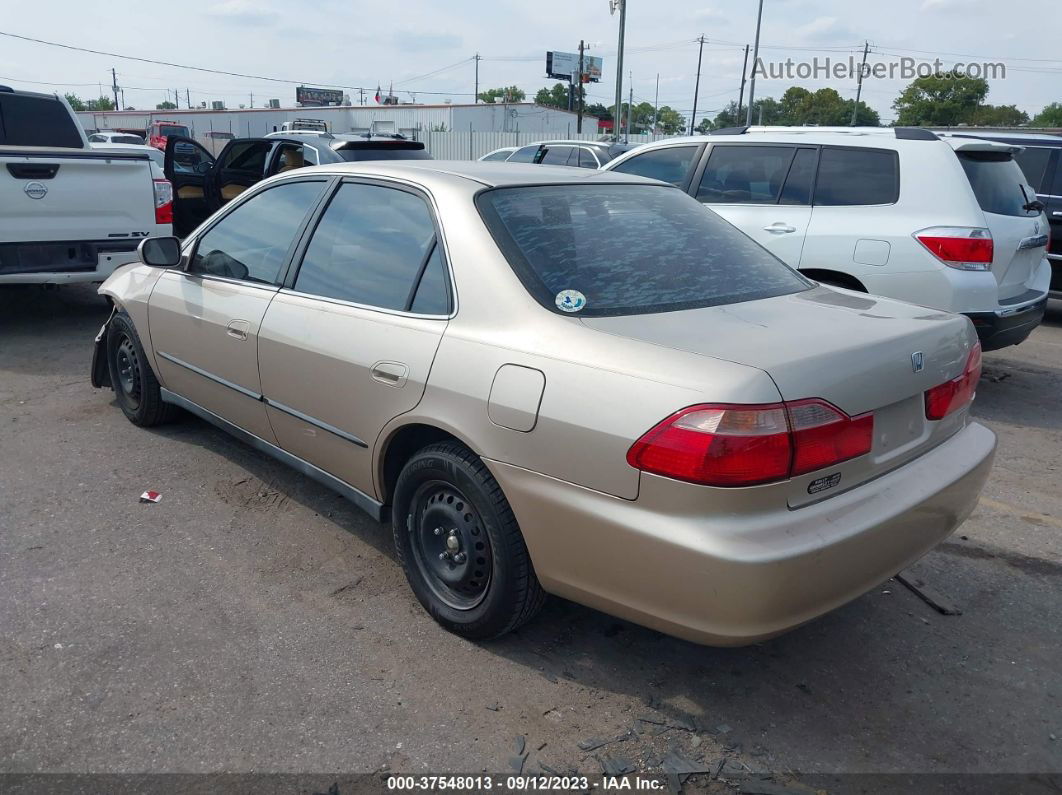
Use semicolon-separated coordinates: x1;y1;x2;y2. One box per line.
293;182;448;313
0;94;84;148
696;145;796;204
813;147;898;206
609;145;698;186
778;147;818;206
540;145;575;166
958;152;1040;217
477;184;810;317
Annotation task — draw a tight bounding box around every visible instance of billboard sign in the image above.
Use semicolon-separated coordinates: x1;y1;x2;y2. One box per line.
296;85;344;106
546;51;603;82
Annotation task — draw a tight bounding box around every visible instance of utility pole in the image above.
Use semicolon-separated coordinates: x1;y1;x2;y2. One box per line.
627;74;632;143
653;73;659;135
737;44;749;123
111;68;119;111
851;40;870;126
611;0;626;142
359;88;365;105
249;91;254;109
745;0;764;125
577;40;586;133
186;89;191;109
690;34;705;135
474;53;481;103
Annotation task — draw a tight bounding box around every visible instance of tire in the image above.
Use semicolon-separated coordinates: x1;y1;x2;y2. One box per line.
392;441;546;640
106;311;178;427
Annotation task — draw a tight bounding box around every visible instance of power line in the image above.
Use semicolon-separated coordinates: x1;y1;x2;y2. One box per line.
0;29;478;96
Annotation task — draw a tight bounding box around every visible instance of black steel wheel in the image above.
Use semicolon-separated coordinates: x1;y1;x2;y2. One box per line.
106;311;178;427
392;441;546;640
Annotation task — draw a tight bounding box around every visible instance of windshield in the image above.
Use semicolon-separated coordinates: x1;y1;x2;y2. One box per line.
958;152;1040;217
477;184;812;317
159;125;190;138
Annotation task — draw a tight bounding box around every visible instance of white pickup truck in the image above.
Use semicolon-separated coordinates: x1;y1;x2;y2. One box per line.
0;87;172;284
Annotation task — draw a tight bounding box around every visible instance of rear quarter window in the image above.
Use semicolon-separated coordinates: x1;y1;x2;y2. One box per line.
814;147;898;206
477;184;811;317
958;152;1039;217
0;94;84;148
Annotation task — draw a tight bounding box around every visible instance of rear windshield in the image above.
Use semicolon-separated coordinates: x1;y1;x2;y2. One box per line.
112;134;144;145
477;184;811;317
958;152;1039;217
335;143;431;161
159;125;190;137
0;94;84;148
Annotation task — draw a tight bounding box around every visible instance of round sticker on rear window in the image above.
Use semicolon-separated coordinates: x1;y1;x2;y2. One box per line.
555;289;587;313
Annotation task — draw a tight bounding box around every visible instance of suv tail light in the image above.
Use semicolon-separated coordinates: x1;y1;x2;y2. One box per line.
153;178;173;225
925;343;982;420
626;399;874;487
914;227;993;271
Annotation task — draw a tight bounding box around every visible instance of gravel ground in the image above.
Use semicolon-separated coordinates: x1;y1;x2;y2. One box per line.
1;284;1059;790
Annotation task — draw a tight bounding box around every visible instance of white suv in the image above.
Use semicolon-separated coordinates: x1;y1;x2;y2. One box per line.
604;127;1051;350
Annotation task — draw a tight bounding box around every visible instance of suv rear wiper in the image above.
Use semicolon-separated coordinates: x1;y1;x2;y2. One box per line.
1020;184;1044;213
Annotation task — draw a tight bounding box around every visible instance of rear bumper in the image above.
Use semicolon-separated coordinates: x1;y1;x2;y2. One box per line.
964;294;1047;350
488;421;996;646
0;234;163;284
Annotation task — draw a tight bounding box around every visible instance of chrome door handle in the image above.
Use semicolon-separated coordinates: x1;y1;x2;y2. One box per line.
226;319;250;340
763;223;797;234
1052;211;1062;218
371;361;408;388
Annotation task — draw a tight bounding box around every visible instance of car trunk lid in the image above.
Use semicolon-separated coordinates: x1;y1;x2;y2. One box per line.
581;286;978;505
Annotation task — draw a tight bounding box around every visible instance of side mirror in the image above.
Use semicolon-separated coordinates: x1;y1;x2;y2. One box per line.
137;236;182;268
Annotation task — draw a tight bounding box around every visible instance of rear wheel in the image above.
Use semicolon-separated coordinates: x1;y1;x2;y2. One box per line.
392;441;546;640
106;312;178;427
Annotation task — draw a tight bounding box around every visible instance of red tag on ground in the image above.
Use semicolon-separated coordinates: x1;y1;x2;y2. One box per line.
139;491;161;503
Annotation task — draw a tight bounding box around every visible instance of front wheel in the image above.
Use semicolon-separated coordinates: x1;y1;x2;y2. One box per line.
392;442;546;640
106;312;178;427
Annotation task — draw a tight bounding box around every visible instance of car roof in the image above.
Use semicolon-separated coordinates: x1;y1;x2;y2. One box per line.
282;160;666;189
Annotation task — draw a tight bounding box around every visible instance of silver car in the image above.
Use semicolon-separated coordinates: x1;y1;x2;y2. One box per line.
91;162;996;645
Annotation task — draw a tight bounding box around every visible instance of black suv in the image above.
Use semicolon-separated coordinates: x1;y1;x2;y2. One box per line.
954;132;1062;299
165;133;430;237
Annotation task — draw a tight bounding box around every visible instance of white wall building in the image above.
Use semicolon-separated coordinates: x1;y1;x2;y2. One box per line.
77;102;598;141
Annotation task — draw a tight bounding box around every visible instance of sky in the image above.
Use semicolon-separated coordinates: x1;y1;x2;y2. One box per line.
0;0;1058;126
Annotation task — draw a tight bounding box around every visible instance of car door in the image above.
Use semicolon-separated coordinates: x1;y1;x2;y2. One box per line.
164;136;216;238
1038;150;1062;289
210;138;276;208
691;143;815;266
148;178;331;442
257;179;452;497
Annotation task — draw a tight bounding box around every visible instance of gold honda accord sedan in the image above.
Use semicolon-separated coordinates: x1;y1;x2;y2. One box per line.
91;161;996;645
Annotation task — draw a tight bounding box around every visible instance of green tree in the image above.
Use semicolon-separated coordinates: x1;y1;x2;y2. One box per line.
892;71;989;126
478;85;525;104
64;93;86;111
969;104;1029;127
1032;102;1062;128
654;105;685;134
775;87;879;126
586;102;612;121
156;100;177;110
535;83;570;109
84;96;115;111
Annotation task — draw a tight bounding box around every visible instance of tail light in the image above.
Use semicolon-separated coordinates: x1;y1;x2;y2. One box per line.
626;399;874;487
914;227;993;271
153;178;173;225
925;343;982;420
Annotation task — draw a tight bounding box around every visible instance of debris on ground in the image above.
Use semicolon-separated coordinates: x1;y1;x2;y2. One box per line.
138;490;161;503
597;753;636;776
659;751;715;777
578;730;631;752
485;702;500;711
514;735;526;755
896;569;963;615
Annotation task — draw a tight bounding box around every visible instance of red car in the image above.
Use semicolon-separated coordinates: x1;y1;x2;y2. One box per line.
147;120;191;151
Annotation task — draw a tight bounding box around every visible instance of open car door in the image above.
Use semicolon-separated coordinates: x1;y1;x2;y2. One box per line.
210;138;278;209
164;136;216;238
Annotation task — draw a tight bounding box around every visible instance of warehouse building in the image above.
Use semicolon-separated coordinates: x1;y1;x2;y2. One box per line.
77;102;598;141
